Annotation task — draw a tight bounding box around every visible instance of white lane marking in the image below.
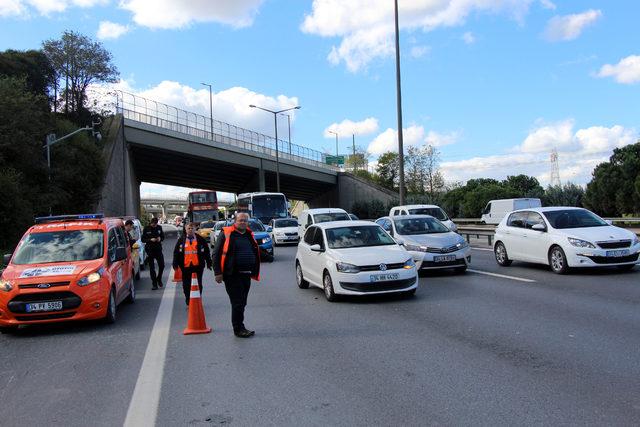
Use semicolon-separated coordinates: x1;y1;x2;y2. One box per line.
467;269;536;283
124;285;176;427
471;247;493;252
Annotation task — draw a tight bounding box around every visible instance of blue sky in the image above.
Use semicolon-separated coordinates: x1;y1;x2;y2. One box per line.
1;0;639;198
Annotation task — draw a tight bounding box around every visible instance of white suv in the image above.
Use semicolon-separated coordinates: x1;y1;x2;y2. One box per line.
389;204;457;231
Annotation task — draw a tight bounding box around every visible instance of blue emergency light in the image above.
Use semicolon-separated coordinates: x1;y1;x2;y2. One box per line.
35;214;105;224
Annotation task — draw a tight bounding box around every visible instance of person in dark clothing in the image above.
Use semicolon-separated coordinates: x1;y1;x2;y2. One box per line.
142;217;165;290
124;219;137;249
172;223;212;306
212;212;260;338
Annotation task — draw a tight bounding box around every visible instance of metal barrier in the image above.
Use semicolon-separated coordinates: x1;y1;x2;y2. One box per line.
114;91;338;172
457;226;495;246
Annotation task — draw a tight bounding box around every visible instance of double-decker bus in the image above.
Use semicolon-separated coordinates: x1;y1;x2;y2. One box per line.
187;190;219;226
237;192;290;224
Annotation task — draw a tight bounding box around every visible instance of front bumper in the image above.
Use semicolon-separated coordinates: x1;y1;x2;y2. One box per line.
566;244;640;267
273;234;300;244
409;247;471;270
332;269;418;295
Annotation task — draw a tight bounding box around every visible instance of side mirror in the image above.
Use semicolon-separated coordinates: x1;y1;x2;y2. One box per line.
531;223;546;232
3;253;12;265
266;226;273;233
310;244;324;252
115;247;128;261
605;219;613;225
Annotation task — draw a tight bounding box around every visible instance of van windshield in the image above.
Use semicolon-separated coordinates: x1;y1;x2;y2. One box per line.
12;230;104;264
408;208;448;221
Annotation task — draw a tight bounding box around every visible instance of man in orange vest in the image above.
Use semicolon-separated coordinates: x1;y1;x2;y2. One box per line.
172;223;212;306
212;212;260;338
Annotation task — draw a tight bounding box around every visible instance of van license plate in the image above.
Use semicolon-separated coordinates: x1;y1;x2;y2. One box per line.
370;273;399;282
26;301;63;312
434;255;457;262
606;250;629;257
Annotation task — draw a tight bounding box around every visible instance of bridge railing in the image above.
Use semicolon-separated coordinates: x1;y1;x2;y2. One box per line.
115;91;337;172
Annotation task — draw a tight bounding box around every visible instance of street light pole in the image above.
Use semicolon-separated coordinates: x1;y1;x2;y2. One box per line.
201;82;214;141
352;134;356;173
280;113;292;155
249;104;301;193
394;0;406;205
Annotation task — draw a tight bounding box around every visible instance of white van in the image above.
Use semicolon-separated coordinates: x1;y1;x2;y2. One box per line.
388;205;457;232
298;208;352;238
481;198;542;224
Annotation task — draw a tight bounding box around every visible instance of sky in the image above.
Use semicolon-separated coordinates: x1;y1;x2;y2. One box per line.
1;0;639;199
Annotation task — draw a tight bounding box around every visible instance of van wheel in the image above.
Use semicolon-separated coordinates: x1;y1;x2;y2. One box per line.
494;242;512;266
549;246;570;274
126;280;136;304
295;261;309;289
103;287;117;324
323;271;338;302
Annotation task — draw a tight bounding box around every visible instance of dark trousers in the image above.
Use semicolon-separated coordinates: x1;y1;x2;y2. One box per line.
181;265;204;304
224;274;252;331
147;251;165;286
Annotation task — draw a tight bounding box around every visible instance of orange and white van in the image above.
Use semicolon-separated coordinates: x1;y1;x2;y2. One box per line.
0;214;135;332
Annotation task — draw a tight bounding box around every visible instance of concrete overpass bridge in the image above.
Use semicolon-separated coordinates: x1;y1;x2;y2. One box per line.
97;91;396;217
141;197;234;219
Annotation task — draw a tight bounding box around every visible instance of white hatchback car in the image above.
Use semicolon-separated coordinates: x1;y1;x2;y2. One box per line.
494;207;640;274
268;218;300;245
295;221;418;301
376;215;470;273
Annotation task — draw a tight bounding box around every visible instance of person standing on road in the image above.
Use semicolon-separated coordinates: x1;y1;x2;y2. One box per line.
142;217;165;290
173;223;212;306
212;212;260;338
124;219;137;249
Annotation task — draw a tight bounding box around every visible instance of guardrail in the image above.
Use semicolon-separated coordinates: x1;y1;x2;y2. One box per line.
454;218;640;225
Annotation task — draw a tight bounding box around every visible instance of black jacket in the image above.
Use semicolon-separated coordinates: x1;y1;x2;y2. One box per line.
142;225;164;254
172;234;212;270
212;228;260;279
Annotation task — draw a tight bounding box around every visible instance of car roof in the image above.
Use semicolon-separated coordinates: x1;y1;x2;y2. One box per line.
385;214;437;220
29;217;122;233
303;208;348;214
511;206;583;214
391;204;441;210
314;220;380;230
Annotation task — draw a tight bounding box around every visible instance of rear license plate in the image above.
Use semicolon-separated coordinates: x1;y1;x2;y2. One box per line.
26;301;63;312
434;255;457;262
370;273;399;282
606;250;629;257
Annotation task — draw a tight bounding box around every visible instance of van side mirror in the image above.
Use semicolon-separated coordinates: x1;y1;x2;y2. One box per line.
266;226;272;233
310;244;324;252
115;247;128;261
531;223;546;232
3;253;12;265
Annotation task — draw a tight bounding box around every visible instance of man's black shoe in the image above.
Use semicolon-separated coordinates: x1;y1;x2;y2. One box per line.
152;285;158;290
234;329;255;338
157;280;163;288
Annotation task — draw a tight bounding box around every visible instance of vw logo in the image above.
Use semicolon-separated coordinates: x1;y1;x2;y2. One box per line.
379;264;387;271
37;283;51;289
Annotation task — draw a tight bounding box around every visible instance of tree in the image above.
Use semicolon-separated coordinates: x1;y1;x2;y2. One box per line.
0;49;55;107
375;151;399;190
42;30;119;119
504;174;544;198
345;145;370;173
423;145;445;199
543;183;585;207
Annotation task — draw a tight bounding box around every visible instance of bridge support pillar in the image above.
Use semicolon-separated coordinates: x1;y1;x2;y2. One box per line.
258;160;265;192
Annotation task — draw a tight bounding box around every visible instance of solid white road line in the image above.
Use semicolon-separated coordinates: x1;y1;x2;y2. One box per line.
471;247;493;252
467;269;536;283
124;285;176;427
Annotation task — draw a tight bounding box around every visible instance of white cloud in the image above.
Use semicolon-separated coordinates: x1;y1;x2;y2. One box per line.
324;117;379;138
596;55;640;84
368;125;426;155
0;0;106;16
462;31;475;44
410;45;430;58
539;0;556;10
441;120;637;185
543;9;601;42
97;20;130;40
301;0;535;72
119;0;264;29
425;130;460;147
0;0;25;16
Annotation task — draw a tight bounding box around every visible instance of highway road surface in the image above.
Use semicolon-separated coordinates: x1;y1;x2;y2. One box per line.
1;237;639;426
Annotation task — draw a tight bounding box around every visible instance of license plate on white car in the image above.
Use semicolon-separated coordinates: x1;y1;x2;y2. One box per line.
370;273;399;282
25;301;63;312
606;250;629;257
434;255;457;262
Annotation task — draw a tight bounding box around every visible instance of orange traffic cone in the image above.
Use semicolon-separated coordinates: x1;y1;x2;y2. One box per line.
183;273;212;335
172;267;182;283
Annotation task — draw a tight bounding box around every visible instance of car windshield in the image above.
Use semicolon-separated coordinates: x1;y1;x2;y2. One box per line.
543;209;608;229
12;230;104;264
394;217;449;235
214;222;225;230
407;208;448;221
199;221;215;229
274;219;298;228
253;195;288;220
314;212;350;223
248;220;265;232
326;226;396;249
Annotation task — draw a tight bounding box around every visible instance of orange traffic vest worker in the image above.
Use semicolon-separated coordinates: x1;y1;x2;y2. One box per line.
172;223;212;306
212;213;260;338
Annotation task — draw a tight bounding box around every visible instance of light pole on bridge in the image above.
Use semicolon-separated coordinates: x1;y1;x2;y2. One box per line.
201;82;214;141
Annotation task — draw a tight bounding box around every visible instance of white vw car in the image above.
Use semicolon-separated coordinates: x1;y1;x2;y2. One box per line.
494;207;640;274
295;221;418;301
376;215;470;273
268;218;300;245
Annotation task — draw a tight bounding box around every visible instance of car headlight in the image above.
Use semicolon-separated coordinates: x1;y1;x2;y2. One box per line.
0;279;14;292
403;258;416;269
567;237;596;249
263;237;271;243
405;243;427;252
77;268;104;287
456;238;469;249
633;236;640;246
336;262;361;273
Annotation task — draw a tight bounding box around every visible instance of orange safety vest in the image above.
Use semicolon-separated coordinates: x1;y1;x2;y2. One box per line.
184;236;199;267
220;225;260;281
